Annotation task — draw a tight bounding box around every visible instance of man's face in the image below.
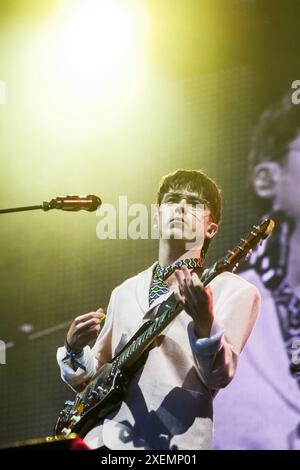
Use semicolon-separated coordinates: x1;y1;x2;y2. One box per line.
158;188;212;247
274;134;300;218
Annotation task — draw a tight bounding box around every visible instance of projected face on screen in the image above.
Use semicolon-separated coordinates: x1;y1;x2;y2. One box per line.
213;92;300;451
252;133;300;219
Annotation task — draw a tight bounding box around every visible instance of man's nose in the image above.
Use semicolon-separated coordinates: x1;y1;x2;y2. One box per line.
175;198;187;212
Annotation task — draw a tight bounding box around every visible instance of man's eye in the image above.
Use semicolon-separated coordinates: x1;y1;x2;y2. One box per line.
186;201;198;207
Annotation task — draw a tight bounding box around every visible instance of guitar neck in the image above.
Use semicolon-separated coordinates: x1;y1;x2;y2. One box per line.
112;293;183;371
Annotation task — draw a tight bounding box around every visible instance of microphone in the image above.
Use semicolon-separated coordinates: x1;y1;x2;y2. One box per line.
44;195;102;212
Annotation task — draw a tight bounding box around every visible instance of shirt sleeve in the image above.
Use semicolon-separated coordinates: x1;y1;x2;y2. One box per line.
188;281;261;390
188;318;225;356
56;345;98;392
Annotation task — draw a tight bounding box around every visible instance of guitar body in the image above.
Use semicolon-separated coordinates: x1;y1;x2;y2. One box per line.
55;321;154;437
55;362;126;436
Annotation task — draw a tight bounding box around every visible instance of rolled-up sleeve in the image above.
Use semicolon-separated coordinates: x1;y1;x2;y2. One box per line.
189;319;224;356
56;345;98;392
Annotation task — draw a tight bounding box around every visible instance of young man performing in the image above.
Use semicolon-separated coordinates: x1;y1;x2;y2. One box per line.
57;169;260;450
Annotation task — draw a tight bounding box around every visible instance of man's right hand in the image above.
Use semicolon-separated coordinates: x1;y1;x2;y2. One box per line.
66;308;106;353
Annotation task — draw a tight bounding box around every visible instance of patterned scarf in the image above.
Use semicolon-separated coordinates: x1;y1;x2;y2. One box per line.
149;258;203;306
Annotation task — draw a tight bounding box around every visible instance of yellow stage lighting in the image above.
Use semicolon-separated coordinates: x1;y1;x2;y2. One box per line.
19;0;148;139
59;0;138;85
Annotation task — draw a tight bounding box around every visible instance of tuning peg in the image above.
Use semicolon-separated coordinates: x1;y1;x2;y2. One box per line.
232;262;239;272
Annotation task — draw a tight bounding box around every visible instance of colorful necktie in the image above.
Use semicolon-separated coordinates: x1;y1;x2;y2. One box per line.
149;258;203;306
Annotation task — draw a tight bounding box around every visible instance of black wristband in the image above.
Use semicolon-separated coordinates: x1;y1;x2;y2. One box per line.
63;339;86;372
64;338;83;358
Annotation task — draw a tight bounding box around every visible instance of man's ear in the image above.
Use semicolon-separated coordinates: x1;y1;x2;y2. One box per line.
205;222;219;240
252;162;282;199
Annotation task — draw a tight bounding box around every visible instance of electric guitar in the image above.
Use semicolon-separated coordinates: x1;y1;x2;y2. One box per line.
54;218;275;437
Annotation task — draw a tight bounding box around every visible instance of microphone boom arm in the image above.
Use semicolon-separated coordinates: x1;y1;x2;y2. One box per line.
0;195;102;214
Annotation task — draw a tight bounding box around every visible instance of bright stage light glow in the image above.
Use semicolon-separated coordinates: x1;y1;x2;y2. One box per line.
20;0;148;140
59;0;138;84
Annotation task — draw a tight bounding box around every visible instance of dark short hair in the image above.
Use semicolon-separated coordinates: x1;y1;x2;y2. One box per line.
157;168;222;224
249;92;300;170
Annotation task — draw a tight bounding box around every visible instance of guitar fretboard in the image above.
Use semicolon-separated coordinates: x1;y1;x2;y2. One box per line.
112;293;182;371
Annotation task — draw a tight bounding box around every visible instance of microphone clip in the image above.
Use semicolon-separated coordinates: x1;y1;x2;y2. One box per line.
42;195;102;212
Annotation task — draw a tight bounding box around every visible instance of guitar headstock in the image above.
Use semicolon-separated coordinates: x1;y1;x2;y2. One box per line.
215;218;275;274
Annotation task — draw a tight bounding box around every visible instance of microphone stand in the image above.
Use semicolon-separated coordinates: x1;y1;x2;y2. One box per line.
0;195;101;214
0;201;54;214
